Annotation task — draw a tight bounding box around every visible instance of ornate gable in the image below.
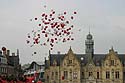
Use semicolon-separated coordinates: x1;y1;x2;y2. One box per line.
104;47;122;67
62;47;80;67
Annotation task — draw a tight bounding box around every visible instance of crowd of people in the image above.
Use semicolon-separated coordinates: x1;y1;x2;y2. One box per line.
0;75;43;83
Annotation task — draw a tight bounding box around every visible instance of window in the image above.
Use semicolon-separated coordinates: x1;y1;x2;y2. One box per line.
115;71;119;79
69;60;72;64
73;72;78;79
55;72;58;80
124;72;125;80
52;72;54;80
82;72;84;79
97;72;99;79
70;71;72;80
89;72;92;76
111;60;114;66
106;71;110;79
64;71;68;79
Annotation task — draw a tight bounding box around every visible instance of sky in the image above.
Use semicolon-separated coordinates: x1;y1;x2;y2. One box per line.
0;0;125;65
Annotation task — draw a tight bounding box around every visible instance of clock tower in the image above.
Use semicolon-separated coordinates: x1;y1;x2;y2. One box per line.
85;32;94;60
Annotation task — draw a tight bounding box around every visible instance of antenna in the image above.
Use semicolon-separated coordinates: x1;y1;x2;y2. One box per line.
89;26;90;34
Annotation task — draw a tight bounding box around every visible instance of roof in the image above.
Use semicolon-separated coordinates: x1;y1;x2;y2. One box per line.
0;53;6;58
46;53;125;67
25;61;44;70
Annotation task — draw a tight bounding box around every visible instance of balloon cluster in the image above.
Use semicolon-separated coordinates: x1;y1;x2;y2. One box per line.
26;6;77;51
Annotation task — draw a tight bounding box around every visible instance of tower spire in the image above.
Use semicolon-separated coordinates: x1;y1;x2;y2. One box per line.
85;32;94;60
89;27;90;34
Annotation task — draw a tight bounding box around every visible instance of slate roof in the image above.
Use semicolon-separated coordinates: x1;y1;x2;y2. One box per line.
45;53;125;67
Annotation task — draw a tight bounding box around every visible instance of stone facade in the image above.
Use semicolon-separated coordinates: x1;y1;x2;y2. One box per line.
44;33;125;83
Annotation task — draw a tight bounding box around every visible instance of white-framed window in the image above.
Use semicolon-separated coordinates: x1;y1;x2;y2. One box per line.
73;71;78;79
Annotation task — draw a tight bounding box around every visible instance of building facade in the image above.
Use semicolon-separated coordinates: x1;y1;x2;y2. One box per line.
0;48;21;77
24;61;45;81
44;33;125;83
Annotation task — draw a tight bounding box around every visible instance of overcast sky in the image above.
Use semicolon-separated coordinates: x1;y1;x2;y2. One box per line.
0;0;125;65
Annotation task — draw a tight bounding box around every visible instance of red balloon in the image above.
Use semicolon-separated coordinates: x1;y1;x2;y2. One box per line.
51;39;54;43
34;52;37;54
74;12;77;14
39;24;41;26
55;38;57;40
64;12;66;15
42;13;45;17
28;36;30;38
50;48;53;50
60;23;65;28
67;32;70;35
45;34;48;37
43;43;46;45
71;25;74;28
45;26;48;29
50;14;52;17
27;40;30;44
2;47;6;51
52;11;55;14
71;38;74;40
51;18;55;20
64;30;67;33
38;34;40;37
48;19;51;21
35;38;39;44
71;16;73;19
47;38;49;42
35;18;37;20
66;21;69;24
42;31;45;33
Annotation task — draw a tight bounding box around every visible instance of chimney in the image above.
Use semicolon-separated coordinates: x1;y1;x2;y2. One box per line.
57;51;60;54
7;50;10;56
12;53;15;56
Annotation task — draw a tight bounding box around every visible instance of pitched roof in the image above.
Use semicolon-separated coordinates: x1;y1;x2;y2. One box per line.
46;53;125;67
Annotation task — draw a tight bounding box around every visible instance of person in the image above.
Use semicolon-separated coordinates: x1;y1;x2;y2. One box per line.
0;76;7;83
37;79;42;83
26;76;35;83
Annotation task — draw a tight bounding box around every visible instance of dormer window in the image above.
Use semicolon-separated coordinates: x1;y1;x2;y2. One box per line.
69;60;72;64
